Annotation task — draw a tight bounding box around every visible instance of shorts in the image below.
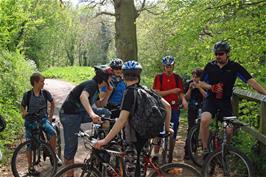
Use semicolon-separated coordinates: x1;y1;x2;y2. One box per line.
25;116;56;141
60;107;111;160
201;98;233;121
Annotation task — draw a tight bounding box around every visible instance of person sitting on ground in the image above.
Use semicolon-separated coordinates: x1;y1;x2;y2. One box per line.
59;65;113;169
183;68;206;160
21;72;62;176
94;60;173;177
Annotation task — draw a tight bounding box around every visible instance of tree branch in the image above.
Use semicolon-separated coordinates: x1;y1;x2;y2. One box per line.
95;11;116;17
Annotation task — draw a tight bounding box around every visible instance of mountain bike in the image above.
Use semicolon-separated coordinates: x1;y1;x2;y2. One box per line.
187;110;223;167
202;116;254;177
11;112;57;177
54;129;200;177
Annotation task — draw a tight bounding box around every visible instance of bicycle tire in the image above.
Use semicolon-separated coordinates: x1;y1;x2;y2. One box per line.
187;124;204;167
150;162;200;177
202;146;254;177
54;163;101;177
11;140;57;177
0;115;6;132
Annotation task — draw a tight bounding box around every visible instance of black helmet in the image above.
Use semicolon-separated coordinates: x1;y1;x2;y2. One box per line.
122;60;142;76
94;65;113;83
110;58;123;69
213;41;231;53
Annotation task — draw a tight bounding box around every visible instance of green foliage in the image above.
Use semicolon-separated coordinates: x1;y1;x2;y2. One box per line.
0;49;34;163
42;66;95;84
137;0;266;87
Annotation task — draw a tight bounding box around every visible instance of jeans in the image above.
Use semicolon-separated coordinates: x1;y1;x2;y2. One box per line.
60;107;111;160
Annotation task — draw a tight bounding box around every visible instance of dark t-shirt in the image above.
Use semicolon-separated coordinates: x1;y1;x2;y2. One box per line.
121;86;135;112
61;79;99;113
121;84;138;142
185;80;203;107
201;60;252;100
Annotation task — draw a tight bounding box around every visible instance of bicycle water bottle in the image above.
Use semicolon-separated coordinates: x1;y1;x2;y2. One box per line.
215;83;224;99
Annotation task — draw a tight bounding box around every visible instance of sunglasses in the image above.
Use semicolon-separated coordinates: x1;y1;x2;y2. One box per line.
215;52;225;56
112;67;122;70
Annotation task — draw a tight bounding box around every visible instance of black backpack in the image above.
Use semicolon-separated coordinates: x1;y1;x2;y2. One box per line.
129;85;166;139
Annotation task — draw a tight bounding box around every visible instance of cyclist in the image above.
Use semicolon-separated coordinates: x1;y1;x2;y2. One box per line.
59;65;112;168
21;73;61;176
94;60;173;177
183;68;206;160
199;41;266;155
152;55;188;162
101;58;126;118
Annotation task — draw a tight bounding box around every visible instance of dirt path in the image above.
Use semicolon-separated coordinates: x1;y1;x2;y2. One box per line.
0;79;196;176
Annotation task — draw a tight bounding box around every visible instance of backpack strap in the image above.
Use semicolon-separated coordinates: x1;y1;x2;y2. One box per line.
174;73;180;87
26;89;49;110
159;73;179;90
159;74;163;90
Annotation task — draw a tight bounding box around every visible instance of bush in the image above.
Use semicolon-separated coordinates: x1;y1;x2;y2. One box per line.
0;50;34;163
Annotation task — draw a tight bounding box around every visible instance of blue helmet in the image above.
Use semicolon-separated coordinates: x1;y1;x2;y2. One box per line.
110;58;123;69
122;60;142;70
162;55;175;65
122;60;142;76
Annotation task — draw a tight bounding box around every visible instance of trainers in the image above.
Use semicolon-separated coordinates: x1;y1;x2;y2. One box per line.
28;166;40;176
56;154;63;166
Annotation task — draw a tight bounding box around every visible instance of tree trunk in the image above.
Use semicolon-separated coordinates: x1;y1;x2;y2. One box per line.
114;0;138;61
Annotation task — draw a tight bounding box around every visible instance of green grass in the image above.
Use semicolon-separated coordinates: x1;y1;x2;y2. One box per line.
42;66;95;84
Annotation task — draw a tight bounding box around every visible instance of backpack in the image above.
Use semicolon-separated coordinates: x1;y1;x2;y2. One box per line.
129;85;166;139
25;89;49;111
159;73;181;90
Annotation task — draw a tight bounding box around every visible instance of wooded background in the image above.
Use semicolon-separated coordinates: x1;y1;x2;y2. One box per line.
1;0;266;172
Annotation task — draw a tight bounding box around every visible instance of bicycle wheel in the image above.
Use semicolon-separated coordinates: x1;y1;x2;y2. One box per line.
187;125;204;167
150;162;200;177
202;146;254;177
54;163;101;177
11;140;57;177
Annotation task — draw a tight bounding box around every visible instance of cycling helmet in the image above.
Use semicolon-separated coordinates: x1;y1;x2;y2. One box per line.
122;60;142;75
94;65;113;83
162;55;175;65
213;41;231;53
110;58;123;69
122;60;142;70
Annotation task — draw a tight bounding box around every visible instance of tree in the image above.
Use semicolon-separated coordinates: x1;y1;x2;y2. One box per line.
81;0;156;61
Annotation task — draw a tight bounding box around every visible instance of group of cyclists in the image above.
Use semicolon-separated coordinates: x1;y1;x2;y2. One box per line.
19;40;266;176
